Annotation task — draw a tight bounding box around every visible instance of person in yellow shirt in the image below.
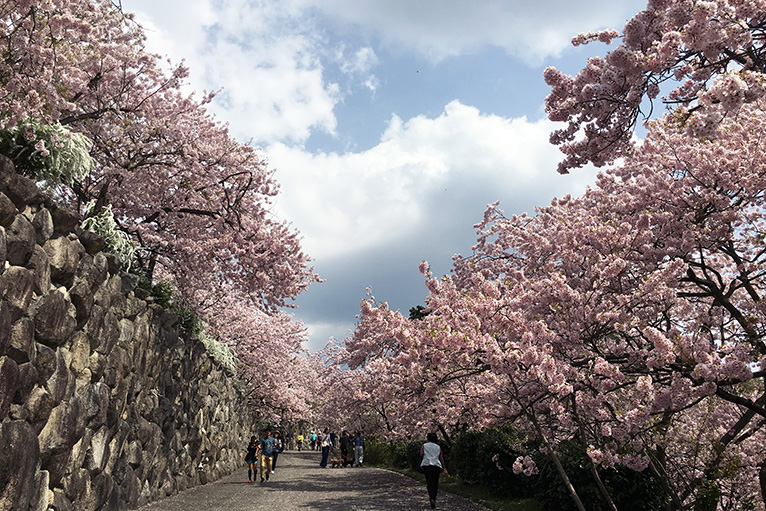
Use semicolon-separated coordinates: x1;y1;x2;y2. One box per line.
297;433;305;451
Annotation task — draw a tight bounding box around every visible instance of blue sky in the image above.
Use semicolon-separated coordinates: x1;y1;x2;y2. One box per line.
123;0;647;351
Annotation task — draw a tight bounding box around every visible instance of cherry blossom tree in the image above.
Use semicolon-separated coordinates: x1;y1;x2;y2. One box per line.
0;0;322;422
545;0;766;174
337;103;766;510
0;0;319;312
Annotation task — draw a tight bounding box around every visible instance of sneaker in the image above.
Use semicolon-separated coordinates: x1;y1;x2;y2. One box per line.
430;499;436;509
260;477;264;483
248;479;252;483
271;470;275;474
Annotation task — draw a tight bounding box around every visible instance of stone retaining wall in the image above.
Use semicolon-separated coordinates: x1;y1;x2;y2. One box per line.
0;156;255;511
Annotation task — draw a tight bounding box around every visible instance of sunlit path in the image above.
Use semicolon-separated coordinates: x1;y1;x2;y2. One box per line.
136;451;489;511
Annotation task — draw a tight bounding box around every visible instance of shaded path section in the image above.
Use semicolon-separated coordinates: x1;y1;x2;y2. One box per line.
137;451;490;511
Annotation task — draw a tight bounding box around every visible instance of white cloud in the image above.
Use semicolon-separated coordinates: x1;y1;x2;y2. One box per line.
269;100;598;262
301;0;647;64
123;0;341;145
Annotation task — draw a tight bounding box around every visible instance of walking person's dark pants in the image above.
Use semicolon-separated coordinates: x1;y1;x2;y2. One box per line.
272;451;280;470
423;465;442;504
320;445;330;467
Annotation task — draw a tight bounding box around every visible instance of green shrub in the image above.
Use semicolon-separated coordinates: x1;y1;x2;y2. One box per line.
80;200;137;270
451;427;529;499
529;440;665;511
363;437;395;467
0;118;93;188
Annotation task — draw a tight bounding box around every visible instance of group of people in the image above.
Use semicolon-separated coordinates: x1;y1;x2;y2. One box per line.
244;429;286;483
245;429;447;509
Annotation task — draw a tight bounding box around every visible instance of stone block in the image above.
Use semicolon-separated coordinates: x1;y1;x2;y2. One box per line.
2;266;35;319
0;192;16;228
32;207;54;245
24;385;54;427
31;289;76;348
6;215;35;266
0;356;19;420
68;279;93;329
15;361;39;404
2;172;41;209
50;204;80;234
45;349;71;405
76;253;108;291
26;245;52;296
8;317;34;364
42;235;85;288
68;332;90;377
30;469;52;511
0;420;39;511
0;225;6;268
38;400;85;486
0;302;10;355
85;426;111;474
51;488;73;511
77;229;105;256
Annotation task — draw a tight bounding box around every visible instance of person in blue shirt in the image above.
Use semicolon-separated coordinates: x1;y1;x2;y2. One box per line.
259;430;276;482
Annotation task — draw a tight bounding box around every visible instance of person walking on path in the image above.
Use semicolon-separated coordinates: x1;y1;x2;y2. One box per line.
244;435;260;483
259;430;276;482
310;432;317;451
353;432;365;467
420;432;448;509
319;428;331;468
339;431;351;467
297;433;304;451
272;432;284;473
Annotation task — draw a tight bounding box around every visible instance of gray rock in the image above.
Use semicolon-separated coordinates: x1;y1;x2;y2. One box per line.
2;266;35;320
51;488;73;511
30;469;51;511
15;361;39;404
42;235;85;288
76;253;109;291
24;385;54;427
26;245;52;296
81;472;115;511
6;214;36;266
68;332;90;377
0;356;19;420
94;309;120;355
85;426;112;474
50;205;80;234
61;468;88;504
0;225;6;269
32;207;54;245
3;172;43;210
45;349;71;405
0;192;16;228
68;278;93;329
76;382;109;428
0;420;39;511
0;302;11;355
38;400;85;486
31;289;76;347
8;317;34;363
77;228;105;256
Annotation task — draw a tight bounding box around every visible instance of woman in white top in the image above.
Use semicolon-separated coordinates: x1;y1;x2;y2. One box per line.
419;432;448;509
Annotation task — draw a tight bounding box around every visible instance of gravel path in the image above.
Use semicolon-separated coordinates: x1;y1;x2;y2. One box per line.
136;450;490;511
